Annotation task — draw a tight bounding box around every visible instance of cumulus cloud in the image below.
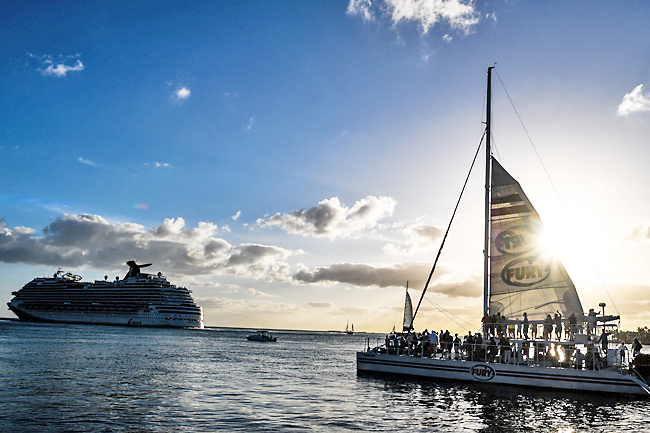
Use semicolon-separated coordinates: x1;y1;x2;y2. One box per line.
176;87;191;100
293;261;480;297
347;0;374;22
617;84;650;116
43;60;84;77
0;214;294;281
383;222;444;254
232;211;242;221
257;196;396;239
347;0;481;34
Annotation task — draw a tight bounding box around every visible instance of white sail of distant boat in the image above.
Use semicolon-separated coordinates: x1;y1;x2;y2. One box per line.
345;320;354;335
402;283;413;332
489;159;584;323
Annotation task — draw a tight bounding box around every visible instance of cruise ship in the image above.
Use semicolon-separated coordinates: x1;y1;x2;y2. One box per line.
7;261;204;328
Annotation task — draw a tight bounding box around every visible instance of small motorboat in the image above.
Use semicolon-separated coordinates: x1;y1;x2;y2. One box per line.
246;330;277;342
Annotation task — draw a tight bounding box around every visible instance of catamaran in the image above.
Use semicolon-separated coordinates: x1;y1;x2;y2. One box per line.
357;67;650;396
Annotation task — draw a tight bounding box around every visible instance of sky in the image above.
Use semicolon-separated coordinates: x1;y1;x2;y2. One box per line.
2;0;650;333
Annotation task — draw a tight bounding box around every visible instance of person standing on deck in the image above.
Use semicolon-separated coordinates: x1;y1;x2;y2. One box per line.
554;312;562;340
522;312;529;339
482;314;492;337
619;341;628;364
586;308;597;335
429;331;439;358
466;331;475;361
453;334;461;359
575;349;585;369
597;329;610;353
568;313;577;339
632;338;643;357
474;332;484;361
543;315;553;340
499;334;512;364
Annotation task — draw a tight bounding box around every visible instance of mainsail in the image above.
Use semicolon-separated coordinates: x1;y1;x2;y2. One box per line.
403;288;413;332
489;158;584;323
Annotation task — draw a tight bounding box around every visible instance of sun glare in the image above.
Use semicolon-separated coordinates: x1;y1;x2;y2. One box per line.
537;216;603;286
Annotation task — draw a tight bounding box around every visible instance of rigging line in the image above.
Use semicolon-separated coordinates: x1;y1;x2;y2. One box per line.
410;130;486;329
493;69;566;206
423;296;475;331
493;69;620;317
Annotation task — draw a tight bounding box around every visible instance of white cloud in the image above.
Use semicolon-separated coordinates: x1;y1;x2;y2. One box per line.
42;60;84;77
617;84;650;116
442;34;452;42
232;211;242;221
293;261;481;297
347;0;481;35
0;214;295;281
28;53;85;77
308;302;335;308
347;0;374;22
78;157;100;167
144;162;171;168
257;196;397;239
176;87;191;100
383;222;443;254
244;117;254;131
246;287;277;297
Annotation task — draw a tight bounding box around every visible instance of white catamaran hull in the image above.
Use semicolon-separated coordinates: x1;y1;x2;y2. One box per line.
357;351;650;396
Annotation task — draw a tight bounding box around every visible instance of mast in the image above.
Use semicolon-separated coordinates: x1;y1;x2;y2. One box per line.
483;67;493;321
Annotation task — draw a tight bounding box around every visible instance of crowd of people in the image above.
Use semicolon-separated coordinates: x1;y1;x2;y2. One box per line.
382;312;644;371
480;311;587;341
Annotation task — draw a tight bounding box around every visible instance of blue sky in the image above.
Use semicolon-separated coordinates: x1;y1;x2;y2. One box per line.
2;1;650;332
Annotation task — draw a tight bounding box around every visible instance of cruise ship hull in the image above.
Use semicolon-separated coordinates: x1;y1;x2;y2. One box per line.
8;303;203;328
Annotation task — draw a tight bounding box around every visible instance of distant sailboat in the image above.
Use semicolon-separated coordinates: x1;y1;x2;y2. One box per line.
403;282;413;332
345;320;354;335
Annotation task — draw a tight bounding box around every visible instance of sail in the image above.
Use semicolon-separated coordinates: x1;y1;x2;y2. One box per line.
403;290;413;332
489;158;583;323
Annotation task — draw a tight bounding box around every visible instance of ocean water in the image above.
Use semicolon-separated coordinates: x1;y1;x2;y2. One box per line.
1;321;649;432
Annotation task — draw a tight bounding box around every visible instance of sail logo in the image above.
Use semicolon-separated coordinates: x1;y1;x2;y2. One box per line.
501;256;551;287
494;225;538;255
470;364;495;381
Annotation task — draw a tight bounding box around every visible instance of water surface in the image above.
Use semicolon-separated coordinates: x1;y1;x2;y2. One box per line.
0;321;648;432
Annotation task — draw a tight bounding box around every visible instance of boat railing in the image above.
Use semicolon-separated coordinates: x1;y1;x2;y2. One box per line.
363;336;631;374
